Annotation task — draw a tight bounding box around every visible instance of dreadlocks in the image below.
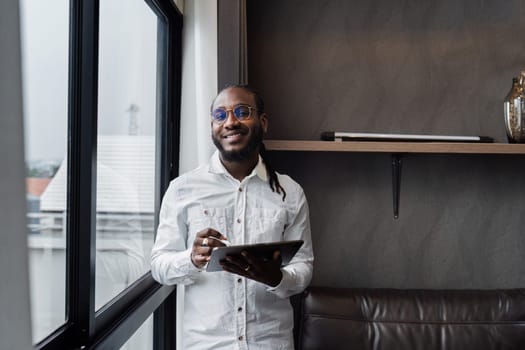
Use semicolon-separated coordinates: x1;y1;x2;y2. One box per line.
259;140;286;201
212;84;287;201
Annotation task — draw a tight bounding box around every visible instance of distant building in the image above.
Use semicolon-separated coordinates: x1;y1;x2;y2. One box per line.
26;178;52;233
38;134;156;237
27;177;52;197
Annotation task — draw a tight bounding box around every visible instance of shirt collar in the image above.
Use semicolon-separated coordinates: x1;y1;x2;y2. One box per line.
209;150;268;182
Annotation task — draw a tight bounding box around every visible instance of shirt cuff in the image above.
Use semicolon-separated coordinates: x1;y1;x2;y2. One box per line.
266;268;294;298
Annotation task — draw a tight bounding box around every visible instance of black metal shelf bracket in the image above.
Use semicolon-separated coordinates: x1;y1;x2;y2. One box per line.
391;154;403;219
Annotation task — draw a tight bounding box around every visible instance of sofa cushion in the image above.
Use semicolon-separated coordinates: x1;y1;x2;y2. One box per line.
297;287;525;350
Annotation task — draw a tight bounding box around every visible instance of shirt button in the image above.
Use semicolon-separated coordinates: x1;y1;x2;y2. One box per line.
238;336;244;341
238;307;243;312
237;278;242;283
238;187;243;192
203;210;209;215
237;218;241;223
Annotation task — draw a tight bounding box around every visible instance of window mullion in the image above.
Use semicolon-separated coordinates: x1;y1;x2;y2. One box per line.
152;1;183;348
67;0;99;345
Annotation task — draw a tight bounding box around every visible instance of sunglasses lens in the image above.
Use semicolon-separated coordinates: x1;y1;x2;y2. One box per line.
233;105;251;120
212;109;227;123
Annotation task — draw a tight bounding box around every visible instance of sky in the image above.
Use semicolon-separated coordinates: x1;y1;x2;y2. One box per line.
20;0;157;163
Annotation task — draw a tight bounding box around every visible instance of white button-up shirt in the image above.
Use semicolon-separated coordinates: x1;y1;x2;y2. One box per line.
151;151;314;350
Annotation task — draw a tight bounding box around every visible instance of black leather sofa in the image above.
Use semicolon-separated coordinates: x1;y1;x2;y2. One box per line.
293;286;525;350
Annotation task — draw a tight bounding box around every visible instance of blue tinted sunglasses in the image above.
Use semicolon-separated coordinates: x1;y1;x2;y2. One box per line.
211;104;257;124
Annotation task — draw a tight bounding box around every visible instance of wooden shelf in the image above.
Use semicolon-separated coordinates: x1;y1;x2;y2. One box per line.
264;140;525;154
265;139;525;218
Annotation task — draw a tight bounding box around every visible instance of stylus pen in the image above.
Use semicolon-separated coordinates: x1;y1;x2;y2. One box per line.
208;236;231;246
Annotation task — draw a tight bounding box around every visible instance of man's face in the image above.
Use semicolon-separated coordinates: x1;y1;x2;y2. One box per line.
211;87;268;162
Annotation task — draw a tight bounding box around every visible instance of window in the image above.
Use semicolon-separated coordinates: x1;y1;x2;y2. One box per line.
95;0;158;311
20;0;69;343
19;1;182;349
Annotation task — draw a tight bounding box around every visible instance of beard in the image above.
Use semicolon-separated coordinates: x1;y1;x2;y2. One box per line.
212;123;263;162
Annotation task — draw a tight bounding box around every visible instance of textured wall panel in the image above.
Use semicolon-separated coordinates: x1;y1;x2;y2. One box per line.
248;0;525;142
246;0;525;289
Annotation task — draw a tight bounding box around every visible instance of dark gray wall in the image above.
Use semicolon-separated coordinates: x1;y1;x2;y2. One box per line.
218;0;243;89
248;0;525;141
243;0;525;289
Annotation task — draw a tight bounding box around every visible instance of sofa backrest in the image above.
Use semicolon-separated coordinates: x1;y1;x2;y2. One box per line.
296;286;525;350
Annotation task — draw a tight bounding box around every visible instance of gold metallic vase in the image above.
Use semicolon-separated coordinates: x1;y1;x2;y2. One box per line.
504;73;525;143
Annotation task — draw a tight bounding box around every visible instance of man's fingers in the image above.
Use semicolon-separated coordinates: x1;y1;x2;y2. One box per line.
193;245;212;255
272;250;281;262
221;260;251;277
225;255;244;269
191;252;209;268
241;250;280;266
196;228;224;238
191;228;229;268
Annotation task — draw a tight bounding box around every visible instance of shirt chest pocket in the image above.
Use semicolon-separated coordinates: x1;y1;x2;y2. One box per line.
186;206;231;242
246;208;287;243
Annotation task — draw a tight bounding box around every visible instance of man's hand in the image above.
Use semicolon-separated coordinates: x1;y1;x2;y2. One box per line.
220;249;283;287
191;228;228;269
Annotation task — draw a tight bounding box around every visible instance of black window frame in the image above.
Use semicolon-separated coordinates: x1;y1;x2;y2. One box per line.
33;0;181;349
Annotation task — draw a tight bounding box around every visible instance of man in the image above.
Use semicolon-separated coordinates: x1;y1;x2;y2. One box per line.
151;85;314;349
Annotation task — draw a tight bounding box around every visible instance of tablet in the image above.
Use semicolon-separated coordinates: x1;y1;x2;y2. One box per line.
206;240;304;272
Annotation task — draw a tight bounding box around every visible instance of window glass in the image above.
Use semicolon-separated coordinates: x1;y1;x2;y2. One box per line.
20;0;69;343
120;314;153;350
95;0;158;309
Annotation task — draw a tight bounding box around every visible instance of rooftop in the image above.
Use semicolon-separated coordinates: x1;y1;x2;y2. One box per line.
41;135;155;213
